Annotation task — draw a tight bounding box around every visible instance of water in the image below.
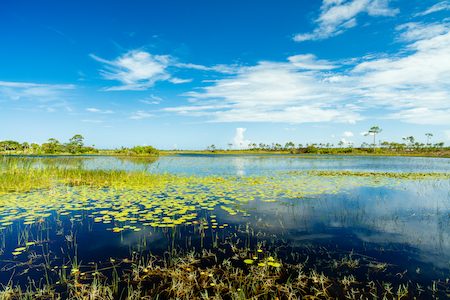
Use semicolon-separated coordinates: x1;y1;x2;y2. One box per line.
22;153;450;175
1;154;450;298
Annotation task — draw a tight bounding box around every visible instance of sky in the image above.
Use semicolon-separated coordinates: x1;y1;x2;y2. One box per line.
1;0;450;150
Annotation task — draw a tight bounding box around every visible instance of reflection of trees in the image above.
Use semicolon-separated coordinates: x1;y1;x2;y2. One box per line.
36;156;92;169
115;156;159;166
115;157;160;172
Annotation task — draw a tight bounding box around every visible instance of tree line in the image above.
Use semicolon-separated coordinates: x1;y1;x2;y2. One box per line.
0;135;159;155
208;127;447;154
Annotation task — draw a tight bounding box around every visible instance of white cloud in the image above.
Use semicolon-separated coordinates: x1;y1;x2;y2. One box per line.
129;110;153;119
342;131;354;137
293;0;399;42
396;22;450;42
0;81;75;102
81;120;103;123
86;108;114;113
444;129;450;140
176;63;240;74
231;128;251;149
287;54;338;70
91;50;231;91
90;51;173;91
387;108;450;125
140;95;163;105
168;77;193;84
360;131;369;135
414;1;450;17
157;18;449;126
166;56;363;124
340;138;353;145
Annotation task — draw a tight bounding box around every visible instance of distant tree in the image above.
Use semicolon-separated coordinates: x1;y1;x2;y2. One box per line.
365;126;382;153
42;138;61;154
285;142;295;150
381;141;389;153
348;141;354;153
338;141;344;148
30;143;39;151
402;136;415;150
22;142;29;152
68;134;84;153
48;138;59;145
228;143;232;150
210;144;216;151
0;140;20;151
425;133;433;146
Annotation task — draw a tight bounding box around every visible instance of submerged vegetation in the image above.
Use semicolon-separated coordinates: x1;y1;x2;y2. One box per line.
0;155;450;298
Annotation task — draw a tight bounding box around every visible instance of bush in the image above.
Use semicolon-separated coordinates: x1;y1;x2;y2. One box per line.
304;146;319;154
131;145;160;155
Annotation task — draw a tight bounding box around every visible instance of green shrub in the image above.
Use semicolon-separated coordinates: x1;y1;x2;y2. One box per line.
131;145;160;155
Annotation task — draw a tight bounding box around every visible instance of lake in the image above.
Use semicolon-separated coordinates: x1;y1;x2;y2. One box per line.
1;154;450;299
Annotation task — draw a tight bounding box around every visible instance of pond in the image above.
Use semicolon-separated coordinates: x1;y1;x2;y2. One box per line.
1;154;450;299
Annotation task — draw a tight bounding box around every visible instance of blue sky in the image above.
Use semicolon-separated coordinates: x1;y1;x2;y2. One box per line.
1;0;450;150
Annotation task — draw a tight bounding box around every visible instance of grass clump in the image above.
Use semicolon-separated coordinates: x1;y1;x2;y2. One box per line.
1;236;447;299
287;170;450;179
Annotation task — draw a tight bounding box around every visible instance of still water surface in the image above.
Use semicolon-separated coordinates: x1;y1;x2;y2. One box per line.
2;154;450;296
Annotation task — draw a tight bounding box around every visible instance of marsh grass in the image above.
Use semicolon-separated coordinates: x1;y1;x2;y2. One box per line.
1;233;449;299
0;155;176;193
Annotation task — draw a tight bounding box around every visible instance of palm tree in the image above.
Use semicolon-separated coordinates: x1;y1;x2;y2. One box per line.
365;126;382;153
425;133;433;147
22;142;29;152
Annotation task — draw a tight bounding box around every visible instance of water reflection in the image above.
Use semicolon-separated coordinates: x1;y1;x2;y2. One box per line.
232;157;246;176
232;178;450;271
16;154;450;174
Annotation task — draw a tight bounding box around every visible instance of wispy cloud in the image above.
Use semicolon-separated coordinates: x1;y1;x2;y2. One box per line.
168;77;193;84
129;110;153;119
164;20;450;126
86;108;114;113
395;22;450;42
91;50;244;91
90;51;173;91
0;81;75;101
293;0;399;42
0;81;75;113
81;119;103;123
140;95;163;105
90;50;235;91
414;1;450;17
